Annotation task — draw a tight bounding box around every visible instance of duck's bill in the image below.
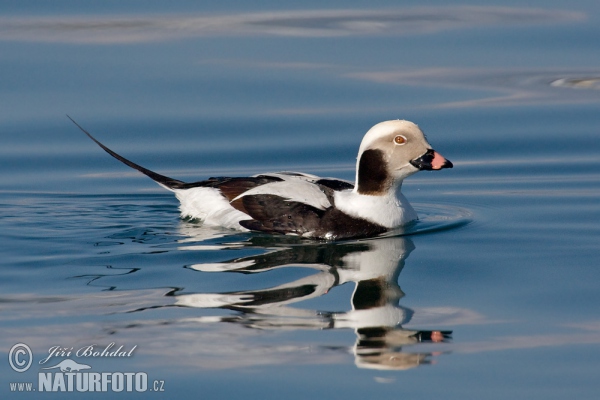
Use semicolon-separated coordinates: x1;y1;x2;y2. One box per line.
410;149;453;171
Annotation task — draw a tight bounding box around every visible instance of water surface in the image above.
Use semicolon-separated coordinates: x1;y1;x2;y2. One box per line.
1;2;600;399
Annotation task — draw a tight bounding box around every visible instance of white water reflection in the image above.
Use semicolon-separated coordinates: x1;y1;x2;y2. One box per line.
551;77;600;89
349;68;600;107
2;229;599;372
167;236;451;370
0;7;584;44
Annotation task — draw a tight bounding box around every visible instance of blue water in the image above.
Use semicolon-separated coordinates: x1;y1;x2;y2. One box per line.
2;2;600;399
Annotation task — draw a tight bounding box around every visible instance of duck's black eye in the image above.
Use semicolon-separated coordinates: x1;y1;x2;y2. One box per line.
394;135;407;145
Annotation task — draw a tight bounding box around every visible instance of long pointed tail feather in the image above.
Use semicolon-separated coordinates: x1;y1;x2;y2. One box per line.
68;115;187;190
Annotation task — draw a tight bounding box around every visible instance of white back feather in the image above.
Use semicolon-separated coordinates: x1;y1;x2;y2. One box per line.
233;179;331;210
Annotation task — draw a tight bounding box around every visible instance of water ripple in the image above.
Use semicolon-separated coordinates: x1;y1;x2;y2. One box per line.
0;7;584;43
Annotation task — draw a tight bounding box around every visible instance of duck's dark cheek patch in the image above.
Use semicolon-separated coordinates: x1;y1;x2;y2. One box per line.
357;149;389;195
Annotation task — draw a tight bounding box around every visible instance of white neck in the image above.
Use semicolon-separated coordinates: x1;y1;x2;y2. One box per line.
334;183;417;228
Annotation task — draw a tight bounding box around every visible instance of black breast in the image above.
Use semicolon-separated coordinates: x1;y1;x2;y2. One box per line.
316;208;387;240
239;194;386;240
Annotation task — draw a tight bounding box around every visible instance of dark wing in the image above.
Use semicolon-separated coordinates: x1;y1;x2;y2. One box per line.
238;194;387;240
316;208;387;240
314;178;354;191
239;194;324;236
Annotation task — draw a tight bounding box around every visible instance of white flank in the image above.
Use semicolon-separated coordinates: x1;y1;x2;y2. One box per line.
175;187;250;230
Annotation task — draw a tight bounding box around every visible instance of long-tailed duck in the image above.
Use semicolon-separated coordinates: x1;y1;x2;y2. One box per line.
71;117;452;240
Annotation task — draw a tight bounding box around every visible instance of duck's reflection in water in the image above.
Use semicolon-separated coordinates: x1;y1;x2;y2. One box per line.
175;235;451;370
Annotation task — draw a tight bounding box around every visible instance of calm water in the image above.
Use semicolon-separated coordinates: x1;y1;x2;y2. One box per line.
1;1;600;399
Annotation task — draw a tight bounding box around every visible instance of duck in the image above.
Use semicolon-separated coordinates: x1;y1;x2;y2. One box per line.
70;117;452;240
